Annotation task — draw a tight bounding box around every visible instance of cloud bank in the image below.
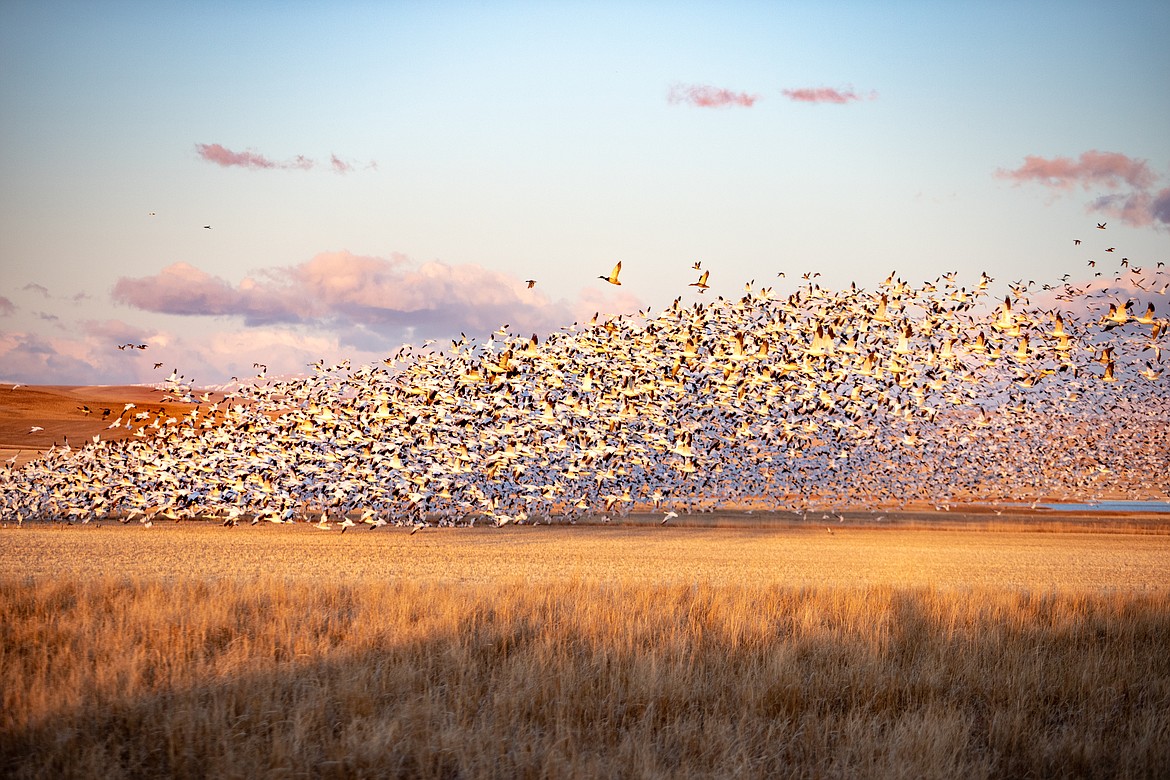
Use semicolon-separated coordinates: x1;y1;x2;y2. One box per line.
667;83;760;108
0;319;159;386
996;150;1169;229
4;254;642;385
112;251;641;345
195;143;374;174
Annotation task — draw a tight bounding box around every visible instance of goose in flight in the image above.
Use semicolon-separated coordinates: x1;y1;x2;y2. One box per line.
598;261;622;285
689;270;710;292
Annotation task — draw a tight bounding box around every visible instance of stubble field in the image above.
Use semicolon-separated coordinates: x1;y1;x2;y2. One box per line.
3;520;1170;778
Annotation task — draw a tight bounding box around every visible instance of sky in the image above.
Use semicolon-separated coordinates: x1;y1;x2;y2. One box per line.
1;0;1168;386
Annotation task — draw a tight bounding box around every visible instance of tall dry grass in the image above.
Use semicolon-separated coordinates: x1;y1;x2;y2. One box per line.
2;577;1169;779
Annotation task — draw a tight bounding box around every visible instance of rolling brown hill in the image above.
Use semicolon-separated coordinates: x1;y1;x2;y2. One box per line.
0;384;211;467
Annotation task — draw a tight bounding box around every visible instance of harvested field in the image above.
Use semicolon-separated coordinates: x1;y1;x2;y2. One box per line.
2;521;1170;590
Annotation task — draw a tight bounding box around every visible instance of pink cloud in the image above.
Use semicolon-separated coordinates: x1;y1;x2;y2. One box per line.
996;151;1168;230
196;143;282;170
0;320;162;386
0;315;329;386
196;143;374;174
112;262;244;316
0;331;100;385
112;252;643;345
667;83;760;108
995;150;1156;191
11;264;629;383
781;87;873;104
0;296;14;316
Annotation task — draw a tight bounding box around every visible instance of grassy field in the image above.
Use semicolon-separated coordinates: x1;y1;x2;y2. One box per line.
2;523;1170;778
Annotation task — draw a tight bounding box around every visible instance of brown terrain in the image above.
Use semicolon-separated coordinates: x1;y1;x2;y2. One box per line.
0;383;211;467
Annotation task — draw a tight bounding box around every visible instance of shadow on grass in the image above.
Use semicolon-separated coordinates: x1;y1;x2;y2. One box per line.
3;586;1170;779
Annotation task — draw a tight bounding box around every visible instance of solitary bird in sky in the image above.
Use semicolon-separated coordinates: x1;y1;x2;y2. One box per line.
203;225;212;230
1097;222;1107;229
525;279;537;288
598;261;622;285
1074;239;1081;245
689;270;710;292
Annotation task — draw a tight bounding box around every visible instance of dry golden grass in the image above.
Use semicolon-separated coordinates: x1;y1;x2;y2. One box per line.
2;524;1170;778
2;576;1169;779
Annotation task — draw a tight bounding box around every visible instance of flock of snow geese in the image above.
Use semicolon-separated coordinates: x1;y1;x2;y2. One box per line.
2;247;1168;529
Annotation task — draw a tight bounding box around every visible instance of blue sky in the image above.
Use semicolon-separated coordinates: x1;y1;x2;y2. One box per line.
2;1;1167;385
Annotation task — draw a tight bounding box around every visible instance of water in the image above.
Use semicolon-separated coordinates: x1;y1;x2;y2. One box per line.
1039;501;1170;514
